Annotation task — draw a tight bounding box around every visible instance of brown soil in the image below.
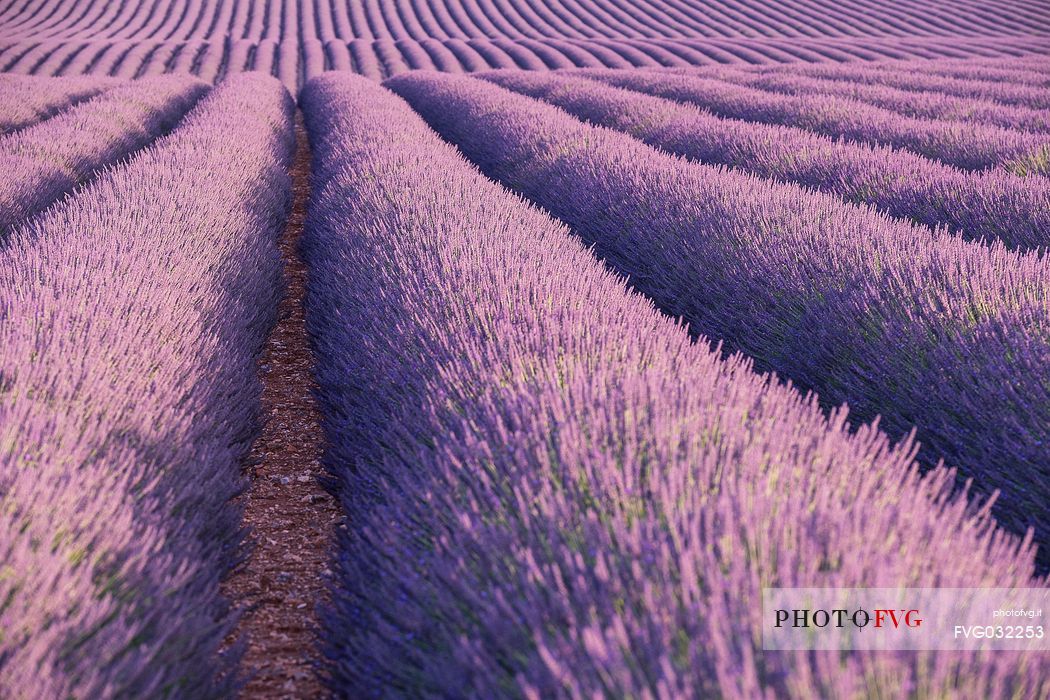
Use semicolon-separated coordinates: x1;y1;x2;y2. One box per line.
223;116;340;699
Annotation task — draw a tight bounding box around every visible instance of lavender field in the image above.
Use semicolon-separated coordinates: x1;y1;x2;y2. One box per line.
1;0;1048;698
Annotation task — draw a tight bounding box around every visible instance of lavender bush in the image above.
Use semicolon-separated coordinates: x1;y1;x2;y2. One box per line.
389;72;1050;567
482;69;1050;249
303;72;1043;699
0;74;208;236
0;73;293;698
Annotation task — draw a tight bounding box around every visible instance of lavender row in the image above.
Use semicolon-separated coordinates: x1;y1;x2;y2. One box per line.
778;61;1050;111
0;73;293;697
389;73;1050;563
0;75;207;236
303;72;1041;698
842;59;1050;89
0;74;116;135
581;69;1049;174
483;70;1050;250
719;69;1050;133
3;0;1046;43
862;58;1050;87
776;56;1050;86
4;39;1049;88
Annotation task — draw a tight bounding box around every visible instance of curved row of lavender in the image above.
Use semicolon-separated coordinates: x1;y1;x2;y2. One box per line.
720;56;1050;78
3;0;1045;42
2;0;1050;87
483;70;1050;250
0;73;293;697
5;36;1045;88
581;69;1050;174
708;69;1050;133
302;72;1042;698
0;74;116;134
862;56;1050;85
932;59;1050;80
780;61;1050;110
700;54;1050;84
0;74;207;237
388;72;1050;566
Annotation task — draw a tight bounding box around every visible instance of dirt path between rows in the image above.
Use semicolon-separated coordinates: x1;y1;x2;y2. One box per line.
224;116;339;698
